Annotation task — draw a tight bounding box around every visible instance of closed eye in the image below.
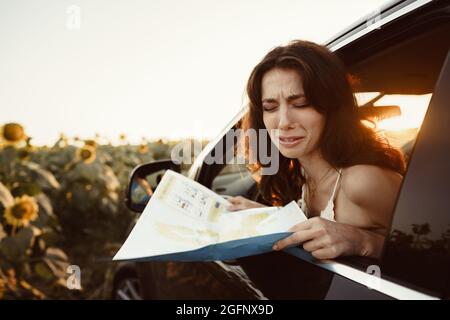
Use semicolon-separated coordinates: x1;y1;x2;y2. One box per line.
262;105;277;112
293;103;311;109
263;102;310;112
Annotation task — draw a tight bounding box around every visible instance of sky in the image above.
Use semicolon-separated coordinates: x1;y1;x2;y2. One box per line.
0;0;391;145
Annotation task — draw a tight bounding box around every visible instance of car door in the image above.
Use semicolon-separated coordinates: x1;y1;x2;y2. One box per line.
193;0;450;299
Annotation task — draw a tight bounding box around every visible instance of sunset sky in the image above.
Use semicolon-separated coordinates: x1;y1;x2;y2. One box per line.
0;0;392;145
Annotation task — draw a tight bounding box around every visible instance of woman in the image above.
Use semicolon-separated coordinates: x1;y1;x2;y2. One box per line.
227;40;405;260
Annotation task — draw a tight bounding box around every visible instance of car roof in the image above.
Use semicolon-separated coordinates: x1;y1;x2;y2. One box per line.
325;0;432;50
327;0;449;94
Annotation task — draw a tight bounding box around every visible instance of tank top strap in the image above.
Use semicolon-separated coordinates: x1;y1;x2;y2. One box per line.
298;183;307;213
321;168;342;221
330;168;343;201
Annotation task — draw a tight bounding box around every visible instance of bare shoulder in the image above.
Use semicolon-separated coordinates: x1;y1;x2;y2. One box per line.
340;165;402;223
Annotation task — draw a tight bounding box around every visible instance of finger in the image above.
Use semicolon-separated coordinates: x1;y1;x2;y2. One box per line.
226;204;240;211
273;229;317;251
302;238;326;252
311;247;339;260
290;216;329;232
227;197;241;211
288;220;313;232
227;197;240;204
227;196;246;204
227;203;247;211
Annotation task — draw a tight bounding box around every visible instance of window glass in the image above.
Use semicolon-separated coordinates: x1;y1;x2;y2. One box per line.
321;23;450;297
349;18;450;297
210;162;255;198
379;54;450;297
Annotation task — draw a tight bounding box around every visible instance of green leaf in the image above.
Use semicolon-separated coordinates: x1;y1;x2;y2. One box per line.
100;166;120;191
42;247;70;279
11;183;42;197
0;146;16;176
20;162;60;191
40;228;61;247
0;227;34;259
36;193;54;216
70;183;90;212
34;262;54;281
31;193;58;229
0;182;14;208
46;247;69;262
100;197;118;215
72;162;102;183
15;226;34;247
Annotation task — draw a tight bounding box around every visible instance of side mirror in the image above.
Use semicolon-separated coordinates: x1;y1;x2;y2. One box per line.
125;159;181;213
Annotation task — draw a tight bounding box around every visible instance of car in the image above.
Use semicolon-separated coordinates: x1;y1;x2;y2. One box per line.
112;0;450;300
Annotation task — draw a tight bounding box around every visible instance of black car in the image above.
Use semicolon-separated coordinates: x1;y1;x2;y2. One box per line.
112;0;450;300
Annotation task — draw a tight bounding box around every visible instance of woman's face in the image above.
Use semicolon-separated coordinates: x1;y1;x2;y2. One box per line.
261;68;325;160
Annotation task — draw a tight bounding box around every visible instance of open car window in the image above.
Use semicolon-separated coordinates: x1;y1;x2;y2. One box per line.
327;7;450;299
355;92;431;161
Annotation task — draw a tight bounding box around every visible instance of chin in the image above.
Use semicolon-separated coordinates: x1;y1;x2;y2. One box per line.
278;147;304;159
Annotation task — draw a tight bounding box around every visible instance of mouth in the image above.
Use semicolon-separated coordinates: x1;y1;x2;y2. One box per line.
278;136;305;148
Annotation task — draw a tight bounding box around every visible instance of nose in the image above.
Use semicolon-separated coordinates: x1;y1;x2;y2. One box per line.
278;104;294;130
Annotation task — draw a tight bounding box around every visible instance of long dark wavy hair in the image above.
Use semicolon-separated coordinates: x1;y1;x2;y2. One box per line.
239;40;405;206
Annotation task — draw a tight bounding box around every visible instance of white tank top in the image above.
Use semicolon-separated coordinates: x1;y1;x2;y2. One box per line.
297;168;342;222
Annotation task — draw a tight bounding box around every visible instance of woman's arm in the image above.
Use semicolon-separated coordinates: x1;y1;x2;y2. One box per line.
339;165;402;235
274;165;402;259
272;217;386;259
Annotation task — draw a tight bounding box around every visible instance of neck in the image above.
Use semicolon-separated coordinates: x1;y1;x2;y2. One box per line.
298;151;333;185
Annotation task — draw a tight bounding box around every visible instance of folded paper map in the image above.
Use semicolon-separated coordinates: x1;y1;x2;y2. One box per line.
113;170;307;262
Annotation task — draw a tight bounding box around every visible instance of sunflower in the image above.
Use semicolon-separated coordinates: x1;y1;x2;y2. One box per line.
56;133;69;148
84;139;97;148
3;195;39;228
76;145;96;164
138;144;149;154
0;123;27;148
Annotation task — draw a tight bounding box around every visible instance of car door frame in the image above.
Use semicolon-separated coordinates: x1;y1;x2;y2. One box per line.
189;0;449;300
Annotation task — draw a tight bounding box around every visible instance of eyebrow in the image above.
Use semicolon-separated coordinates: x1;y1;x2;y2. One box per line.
262;93;305;103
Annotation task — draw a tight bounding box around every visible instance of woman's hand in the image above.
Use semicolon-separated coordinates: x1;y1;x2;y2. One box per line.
226;196;268;211
272;217;385;260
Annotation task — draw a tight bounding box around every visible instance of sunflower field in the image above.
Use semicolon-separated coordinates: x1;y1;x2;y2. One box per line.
0;122;200;299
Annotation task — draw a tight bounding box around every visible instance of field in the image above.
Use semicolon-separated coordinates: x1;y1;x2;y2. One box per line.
0;122;201;299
